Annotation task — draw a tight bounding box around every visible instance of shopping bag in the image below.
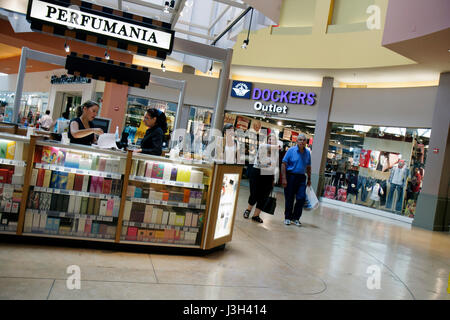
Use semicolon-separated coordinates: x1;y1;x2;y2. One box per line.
262;191;276;215
304;186;319;211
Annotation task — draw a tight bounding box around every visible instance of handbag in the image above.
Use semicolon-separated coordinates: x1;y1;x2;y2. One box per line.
262;190;277;215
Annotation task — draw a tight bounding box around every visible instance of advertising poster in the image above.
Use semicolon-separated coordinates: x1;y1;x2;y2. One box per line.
369;150;380;170
251;119;262;133
235;116;250;130
291;131;299;142
352;148;361;166
224;113;237;126
283;128;292;140
214;173;239;239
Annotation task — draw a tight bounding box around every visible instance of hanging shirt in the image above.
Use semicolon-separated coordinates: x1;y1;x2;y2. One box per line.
390;165;408;185
369;183;383;201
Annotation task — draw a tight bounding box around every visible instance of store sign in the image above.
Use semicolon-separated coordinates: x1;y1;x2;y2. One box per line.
230;80;317;115
50;74;91;84
27;0;174;57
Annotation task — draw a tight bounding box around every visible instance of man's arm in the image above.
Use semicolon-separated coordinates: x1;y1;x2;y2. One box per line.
306;165;311;187
281;162;287;188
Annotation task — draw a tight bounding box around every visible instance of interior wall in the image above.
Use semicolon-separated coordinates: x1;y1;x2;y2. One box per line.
331;86;437;128
331;0;375;25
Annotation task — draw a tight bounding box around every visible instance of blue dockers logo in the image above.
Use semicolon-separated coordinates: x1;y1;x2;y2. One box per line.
231;80;252;99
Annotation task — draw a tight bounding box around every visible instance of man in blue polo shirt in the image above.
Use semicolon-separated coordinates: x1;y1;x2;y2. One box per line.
281;133;311;226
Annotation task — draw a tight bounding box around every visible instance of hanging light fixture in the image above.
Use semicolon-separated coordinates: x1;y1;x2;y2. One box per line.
241;8;254;49
208;62;213;75
161;61;166;72
104;50;110;60
64;41;70;53
163;1;170;14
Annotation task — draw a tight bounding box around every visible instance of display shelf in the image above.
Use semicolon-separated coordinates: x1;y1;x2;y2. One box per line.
132;153;213;169
123;220;200;233
0;132;30;143
127;197;206;210
119;240;200;248
22;232;115;241
34;163;122;180
27;209;116;222
32;186;121;201
129;175;205;189
36;140;128;159
0;158;26;167
0;182;23;189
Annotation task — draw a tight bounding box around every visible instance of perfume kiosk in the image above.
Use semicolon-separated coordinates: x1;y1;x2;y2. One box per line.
0;132;242;252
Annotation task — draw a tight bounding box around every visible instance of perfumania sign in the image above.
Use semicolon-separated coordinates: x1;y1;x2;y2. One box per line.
27;0;173;52
230;80;317;115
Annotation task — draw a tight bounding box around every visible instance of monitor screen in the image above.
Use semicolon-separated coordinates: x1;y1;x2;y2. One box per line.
91;117;111;134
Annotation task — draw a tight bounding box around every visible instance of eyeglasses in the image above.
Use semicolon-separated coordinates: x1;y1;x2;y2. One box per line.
298;139;306;142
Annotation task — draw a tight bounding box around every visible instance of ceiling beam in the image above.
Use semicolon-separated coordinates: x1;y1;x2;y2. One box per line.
123;0;164;11
171;0;186;26
208;5;232;33
174;28;215;41
213;0;247;10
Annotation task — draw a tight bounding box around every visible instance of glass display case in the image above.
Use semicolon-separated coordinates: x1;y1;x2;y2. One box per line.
0;133;29;234
23;140;127;241
0;135;243;252
120;153;213;247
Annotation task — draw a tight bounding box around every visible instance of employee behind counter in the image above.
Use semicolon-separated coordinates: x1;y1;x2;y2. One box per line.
68;100;104;146
133;108;167;156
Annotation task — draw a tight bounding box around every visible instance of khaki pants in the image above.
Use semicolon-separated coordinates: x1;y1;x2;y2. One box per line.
346;193;357;204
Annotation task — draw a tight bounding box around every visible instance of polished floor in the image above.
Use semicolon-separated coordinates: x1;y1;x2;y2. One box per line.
0;186;449;300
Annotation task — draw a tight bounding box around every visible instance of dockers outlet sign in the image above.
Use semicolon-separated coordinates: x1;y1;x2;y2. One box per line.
26;0;174;58
230;80;316;115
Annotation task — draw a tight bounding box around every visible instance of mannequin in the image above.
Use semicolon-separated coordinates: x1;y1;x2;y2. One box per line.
386;160;409;212
346;170;358;204
367;180;384;209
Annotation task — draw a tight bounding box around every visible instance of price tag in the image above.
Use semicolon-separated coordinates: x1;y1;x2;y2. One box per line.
60;212;65;217
75;214;81;218
180;203;188;208
124;221;129;226
175;226;180;231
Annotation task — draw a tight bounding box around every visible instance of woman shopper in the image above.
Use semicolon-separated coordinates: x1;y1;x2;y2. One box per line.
68;100;103;146
134;108;167;156
243;132;279;223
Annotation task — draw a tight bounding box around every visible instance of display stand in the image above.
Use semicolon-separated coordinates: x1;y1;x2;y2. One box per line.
0;134;242;253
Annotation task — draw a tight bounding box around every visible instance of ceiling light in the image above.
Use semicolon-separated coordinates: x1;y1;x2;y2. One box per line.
241;39;249;49
208;64;213;76
64;41;70;53
104;50;110;60
161;61;166;72
163;1;170;14
277;121;282;126
0;72;7;76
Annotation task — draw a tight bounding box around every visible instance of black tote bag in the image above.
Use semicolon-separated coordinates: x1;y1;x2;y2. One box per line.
262;190;276;215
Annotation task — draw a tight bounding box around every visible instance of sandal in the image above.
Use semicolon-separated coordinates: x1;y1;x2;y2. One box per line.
243;210;251;219
251;216;263;223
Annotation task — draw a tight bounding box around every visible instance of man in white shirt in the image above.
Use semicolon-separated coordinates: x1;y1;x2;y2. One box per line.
38;110;53;131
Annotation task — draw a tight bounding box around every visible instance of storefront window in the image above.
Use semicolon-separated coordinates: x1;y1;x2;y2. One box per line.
322;123;430;218
124;95;176;146
0;91;48;125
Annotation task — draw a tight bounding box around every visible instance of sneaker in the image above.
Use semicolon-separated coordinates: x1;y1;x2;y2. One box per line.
293;220;302;227
243;210;251;219
251;215;263;223
284;219;291;225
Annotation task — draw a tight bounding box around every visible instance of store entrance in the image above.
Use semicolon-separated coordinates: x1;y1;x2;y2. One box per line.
63;93;82;120
224;112;316;185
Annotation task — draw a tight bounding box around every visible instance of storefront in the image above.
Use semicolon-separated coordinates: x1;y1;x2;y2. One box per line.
321;123;430;221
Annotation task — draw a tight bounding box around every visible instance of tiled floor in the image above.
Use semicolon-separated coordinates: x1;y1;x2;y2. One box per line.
0;186;449;300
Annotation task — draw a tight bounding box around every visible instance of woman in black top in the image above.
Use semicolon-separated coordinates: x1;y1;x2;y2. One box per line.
134;108;167;156
68;100;104;145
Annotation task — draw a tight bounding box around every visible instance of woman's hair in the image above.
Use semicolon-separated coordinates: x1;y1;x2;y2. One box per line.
76;100;99;117
147;108;168;133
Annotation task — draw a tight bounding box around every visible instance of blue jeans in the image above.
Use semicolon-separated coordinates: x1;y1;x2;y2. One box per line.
284;173;307;221
386;183;403;212
357;176;367;202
